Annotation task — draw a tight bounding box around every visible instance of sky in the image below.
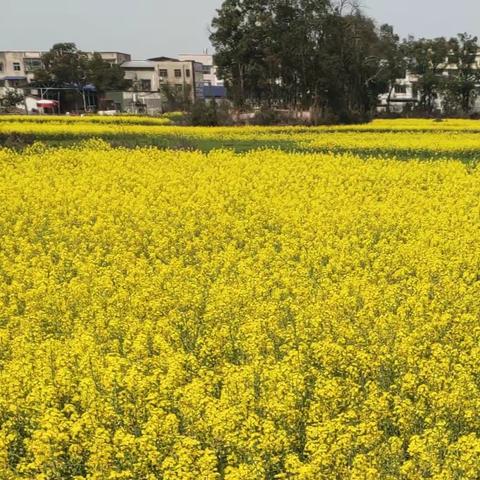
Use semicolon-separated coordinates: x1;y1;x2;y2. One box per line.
1;0;479;59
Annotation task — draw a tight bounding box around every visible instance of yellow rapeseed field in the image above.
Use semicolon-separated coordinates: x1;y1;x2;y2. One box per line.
2;117;480;158
1;133;480;479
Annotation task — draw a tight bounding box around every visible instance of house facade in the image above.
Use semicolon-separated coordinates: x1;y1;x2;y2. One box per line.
378;49;480;114
178;53;224;87
178;53;227;102
106;57;205;114
0;50;132;113
0;51;131;89
94;52;131;65
0;51;44;88
148;57;205;101
0;48;228;114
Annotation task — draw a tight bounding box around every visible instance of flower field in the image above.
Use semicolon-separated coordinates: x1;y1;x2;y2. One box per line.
2;117;480;158
1;121;480;479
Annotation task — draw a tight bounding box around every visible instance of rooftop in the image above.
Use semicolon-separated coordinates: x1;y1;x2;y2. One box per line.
121;60;156;69
148;56;179;62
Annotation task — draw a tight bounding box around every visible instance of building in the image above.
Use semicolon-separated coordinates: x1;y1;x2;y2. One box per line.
120;60;158;91
148;56;205;101
203;85;228;102
0;51;44;88
0;51;131;89
178;53;224;87
106;57;205;114
120;57;204;100
377;72;421;114
378;49;480;114
94;52;131;65
178;53;227;102
0;50;132;113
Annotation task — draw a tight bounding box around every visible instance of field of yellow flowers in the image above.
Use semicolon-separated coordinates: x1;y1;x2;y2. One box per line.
2;117;480;158
1;120;480;479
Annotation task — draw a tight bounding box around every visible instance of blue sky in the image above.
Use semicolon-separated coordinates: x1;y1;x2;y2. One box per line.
1;0;479;58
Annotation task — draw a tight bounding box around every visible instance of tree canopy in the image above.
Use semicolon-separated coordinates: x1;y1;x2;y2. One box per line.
211;0;480;120
34;43;126;93
210;0;388;122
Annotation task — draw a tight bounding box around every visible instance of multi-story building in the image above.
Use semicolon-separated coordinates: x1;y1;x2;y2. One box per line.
178;53;227;102
120;57;204;99
107;56;205;114
378;49;480;114
377;72;421;113
178;53;224;87
148;56;205;101
0;51;44;88
93;52;131;65
0;50;131;89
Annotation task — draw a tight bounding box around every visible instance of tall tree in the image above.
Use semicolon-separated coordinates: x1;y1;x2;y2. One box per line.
210;0;383;122
34;43;127;112
376;24;407;113
406;37;450;114
35;43;89;88
0;89;25;112
442;33;480;114
86;53;127;95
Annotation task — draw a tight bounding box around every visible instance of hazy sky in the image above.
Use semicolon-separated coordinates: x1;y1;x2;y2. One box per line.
1;0;479;59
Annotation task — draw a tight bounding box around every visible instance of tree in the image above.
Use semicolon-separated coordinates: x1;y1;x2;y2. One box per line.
35;43;89;88
34;43;127;112
406;37;450;114
160;84;192;112
210;0;385;123
86;53;128;94
442;33;480;114
0;89;24;112
211;0;280;108
87;53;128;110
321;9;386;122
376;24;408;113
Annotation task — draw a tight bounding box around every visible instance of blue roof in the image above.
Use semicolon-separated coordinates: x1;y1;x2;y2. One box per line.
203;85;227;98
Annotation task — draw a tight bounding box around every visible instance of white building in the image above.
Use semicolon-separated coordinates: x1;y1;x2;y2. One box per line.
378;49;480;114
105;57;205;114
0;51;44;88
0;51;130;89
178;53;224;87
148;56;205;101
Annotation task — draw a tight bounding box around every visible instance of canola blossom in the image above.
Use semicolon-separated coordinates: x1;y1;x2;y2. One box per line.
0;114;174;126
2;118;480;158
1;140;480;479
3;116;480;131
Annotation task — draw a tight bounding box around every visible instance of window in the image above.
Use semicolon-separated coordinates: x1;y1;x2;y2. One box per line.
394;85;407;94
203;65;212;75
140;79;152;91
13;62;21;71
0;63;3;72
185;69;191;78
24;58;43;72
8;79;26;87
159;69;168;77
175;84;183;91
174;69;182;78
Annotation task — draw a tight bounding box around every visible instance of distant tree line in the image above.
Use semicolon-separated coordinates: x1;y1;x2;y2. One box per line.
32;43;127;111
34;43;127;94
210;0;480;122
